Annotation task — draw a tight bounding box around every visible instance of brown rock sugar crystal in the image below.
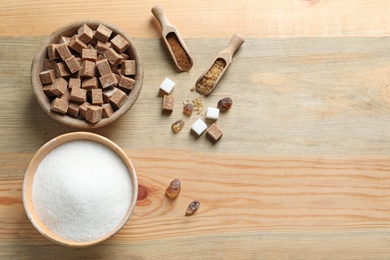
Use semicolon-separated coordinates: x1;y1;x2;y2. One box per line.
166;32;191;71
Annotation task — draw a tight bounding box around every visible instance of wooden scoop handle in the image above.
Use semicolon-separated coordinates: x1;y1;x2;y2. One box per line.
221;33;245;58
151;4;173;32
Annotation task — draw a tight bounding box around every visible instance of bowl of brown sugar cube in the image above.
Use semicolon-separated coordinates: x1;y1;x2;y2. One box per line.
31;20;144;128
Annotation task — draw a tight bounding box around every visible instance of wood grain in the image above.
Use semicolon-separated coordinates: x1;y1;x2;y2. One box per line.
2;0;390;38
2;150;390;258
2;0;390;258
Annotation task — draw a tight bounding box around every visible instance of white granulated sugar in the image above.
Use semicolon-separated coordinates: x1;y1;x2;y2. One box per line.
32;140;132;242
159;77;175;94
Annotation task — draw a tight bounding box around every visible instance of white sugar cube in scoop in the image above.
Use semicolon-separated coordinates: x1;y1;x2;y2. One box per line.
206;107;220;120
191;118;207;136
159;77;175;94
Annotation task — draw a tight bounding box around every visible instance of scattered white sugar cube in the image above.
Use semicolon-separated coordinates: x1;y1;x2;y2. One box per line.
191;118;207;136
159;77;175;94
206;107;220;120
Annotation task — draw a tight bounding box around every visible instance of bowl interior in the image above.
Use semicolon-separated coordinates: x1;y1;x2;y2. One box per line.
23;132;138;247
31;20;144;129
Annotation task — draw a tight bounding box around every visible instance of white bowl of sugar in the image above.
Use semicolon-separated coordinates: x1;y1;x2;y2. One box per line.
22;132;138;247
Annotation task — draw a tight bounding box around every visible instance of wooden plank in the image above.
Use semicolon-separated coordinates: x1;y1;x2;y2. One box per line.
1;0;390;38
1;37;390;155
2;150;390;258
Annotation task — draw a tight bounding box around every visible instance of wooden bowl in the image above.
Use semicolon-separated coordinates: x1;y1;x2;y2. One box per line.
22;132;138;247
31;20;144;129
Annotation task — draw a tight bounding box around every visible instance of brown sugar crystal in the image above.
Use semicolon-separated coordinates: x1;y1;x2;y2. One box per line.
54;62;71;78
81;77;99;90
206;123;223;142
94;24;112;43
39;69;56;84
111;34;129;53
99;73;118;89
91;88;103;105
120;60;136;76
110;88;127;110
85;105;102;123
65;55;81;74
104;48;123;66
77;24;93;44
102;103;114;118
50;98;69;114
79;60;96;78
50;78;68;97
96;58;112;76
69;87;87;103
68;78;81;89
166;32;192;71
82;48;97;62
67;102;80;118
162;95;174;113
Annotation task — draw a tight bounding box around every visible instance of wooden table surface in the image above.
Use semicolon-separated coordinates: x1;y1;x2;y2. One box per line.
2;0;390;259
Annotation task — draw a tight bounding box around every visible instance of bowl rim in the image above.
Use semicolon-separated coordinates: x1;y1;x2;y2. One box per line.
31;20;144;129
22;131;138;247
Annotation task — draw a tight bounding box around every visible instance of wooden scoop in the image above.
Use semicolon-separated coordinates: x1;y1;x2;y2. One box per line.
195;33;245;96
151;4;193;72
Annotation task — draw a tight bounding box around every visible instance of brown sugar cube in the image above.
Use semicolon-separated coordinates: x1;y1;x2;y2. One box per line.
111;34;129;53
50;77;68;97
94;24;112;43
78;24;93;44
99;73;118;89
86;105;102;123
54;62;71;78
44;59;57;70
118;75;135;91
121;53;130;60
68;78;81;89
69;35;88;54
60;88;71;101
50;98;69;114
81;77;99;90
206;123;223;142
102;87;118;103
101;103;114;118
110;63;119;72
91;88;103;105
58;36;71;46
47;44;61;60
82;48;97;62
56;43;72;60
65;55;81;74
97;54;105;61
114;73;121;85
43;84;55;97
79;60;96;78
39;69;56;84
110;88;127;110
79;102;91;119
162;95;174;113
70;87;87;103
96;58;112;76
120;60;136;76
89;30;98;46
67;102;80;118
104;48;123;66
96;41;111;55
